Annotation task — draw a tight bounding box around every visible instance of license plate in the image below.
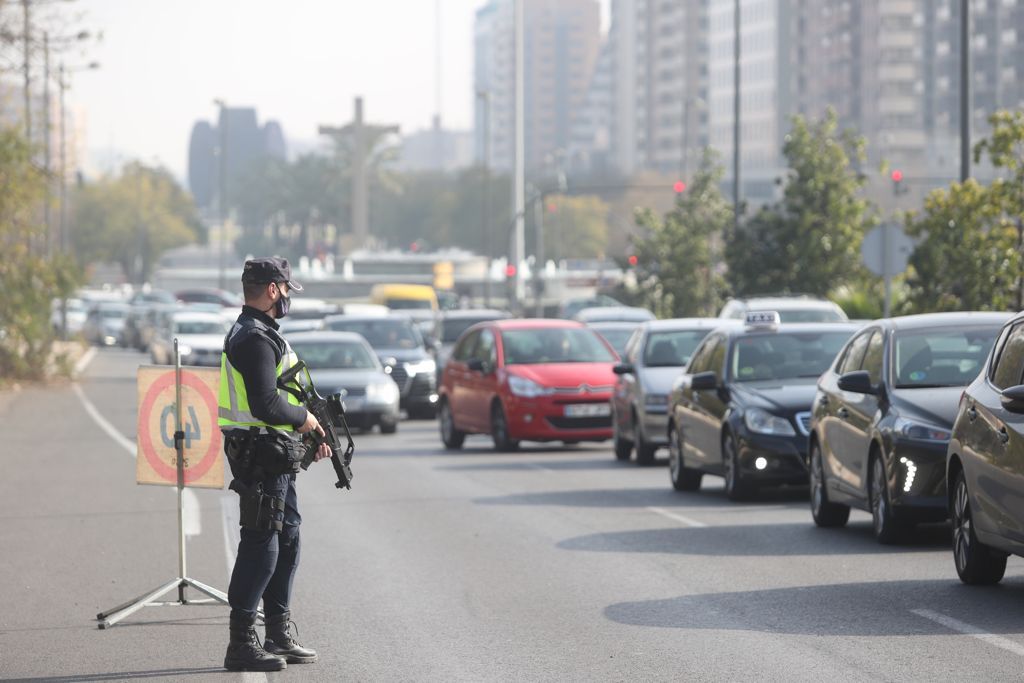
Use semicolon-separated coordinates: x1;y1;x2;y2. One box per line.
564;403;611;418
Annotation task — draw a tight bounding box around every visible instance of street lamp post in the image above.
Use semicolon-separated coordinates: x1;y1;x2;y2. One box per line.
960;0;971;183
733;0;741;233
476;89;492;307
214;99;228;291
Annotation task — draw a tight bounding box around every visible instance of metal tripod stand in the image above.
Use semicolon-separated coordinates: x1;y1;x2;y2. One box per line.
96;339;230;629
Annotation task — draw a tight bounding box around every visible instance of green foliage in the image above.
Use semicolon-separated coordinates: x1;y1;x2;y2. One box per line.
725;110;875;298
629;150;730;317
71;163;202;283
0;127;81;380
831;282;885;321
541;195;609;260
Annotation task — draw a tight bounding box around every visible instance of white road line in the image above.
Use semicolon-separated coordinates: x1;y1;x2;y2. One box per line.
221;495;239;571
74;346;98;376
646;506;708;528
911;608;1024;658
526;463;552;472
72;382;201;537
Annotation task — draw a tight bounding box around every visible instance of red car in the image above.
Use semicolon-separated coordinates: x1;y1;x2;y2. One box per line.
438;319;618;450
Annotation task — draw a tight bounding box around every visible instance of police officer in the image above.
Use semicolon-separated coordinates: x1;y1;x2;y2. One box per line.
218;257;331;672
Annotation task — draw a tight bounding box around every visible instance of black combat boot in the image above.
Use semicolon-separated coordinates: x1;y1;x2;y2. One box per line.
264;611;318;664
224;614;287;672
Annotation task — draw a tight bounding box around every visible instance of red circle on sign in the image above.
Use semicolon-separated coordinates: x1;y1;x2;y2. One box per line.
139;370;221;484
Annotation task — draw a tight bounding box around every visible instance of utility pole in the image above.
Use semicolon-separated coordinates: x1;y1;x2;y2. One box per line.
22;0;31;140
534;194;544;317
58;62;66;253
477;89;493;308
732;0;741;233
959;0;971;183
214;99;228;290
512;0;526;312
43;31;51;254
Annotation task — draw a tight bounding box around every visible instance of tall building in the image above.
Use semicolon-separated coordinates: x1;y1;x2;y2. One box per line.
397;119;475;173
187;107;287;210
473;0;601;173
608;0;710;177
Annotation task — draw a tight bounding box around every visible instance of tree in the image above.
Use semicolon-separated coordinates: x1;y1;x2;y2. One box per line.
629;150;731;317
0;126;79;379
71;163;202;283
902;179;1017;313
540;195;609;260
726;110;874;297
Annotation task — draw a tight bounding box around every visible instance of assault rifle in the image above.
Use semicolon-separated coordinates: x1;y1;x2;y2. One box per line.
277;360;355;490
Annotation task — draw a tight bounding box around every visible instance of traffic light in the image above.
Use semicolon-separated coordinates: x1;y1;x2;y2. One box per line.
505;263;517;278
673;180;687;194
627;255;639;267
891;169;907;196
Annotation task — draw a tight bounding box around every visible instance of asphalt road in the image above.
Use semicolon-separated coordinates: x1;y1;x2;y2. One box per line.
3;347;1024;681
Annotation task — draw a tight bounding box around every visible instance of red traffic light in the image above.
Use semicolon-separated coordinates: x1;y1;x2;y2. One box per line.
627;255;639;267
673;181;687;194
505;264;517;278
546;201;557;214
890;169;903;183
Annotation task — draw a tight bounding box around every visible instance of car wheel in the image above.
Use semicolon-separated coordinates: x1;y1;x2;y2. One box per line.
379;418;398;435
870;454;905;544
809;441;849;527
613;413;633;461
951;470;1007;585
491;402;519;452
668;423;702;492
635;411;658;465
723;433;754;501
438;400;464;449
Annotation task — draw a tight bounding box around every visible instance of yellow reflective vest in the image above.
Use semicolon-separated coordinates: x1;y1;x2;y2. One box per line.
218;320;302;432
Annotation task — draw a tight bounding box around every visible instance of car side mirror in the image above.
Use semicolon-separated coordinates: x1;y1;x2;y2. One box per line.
838;370;876;395
613;363;635;375
690;371;717;391
1001;385;1024;413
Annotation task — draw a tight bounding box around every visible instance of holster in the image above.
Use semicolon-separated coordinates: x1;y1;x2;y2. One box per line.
225;428;302;478
229;479;285;532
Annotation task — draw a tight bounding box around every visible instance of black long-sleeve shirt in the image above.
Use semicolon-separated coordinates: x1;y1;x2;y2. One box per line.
227;305;307;429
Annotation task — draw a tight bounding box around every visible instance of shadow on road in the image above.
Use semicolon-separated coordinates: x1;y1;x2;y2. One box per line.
437;458;627;472
558;521;951;556
473;486;809;510
7;668;225;682
603;578;1024;636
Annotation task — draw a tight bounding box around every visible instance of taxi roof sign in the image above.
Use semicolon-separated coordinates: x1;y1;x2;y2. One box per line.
745;310;781;328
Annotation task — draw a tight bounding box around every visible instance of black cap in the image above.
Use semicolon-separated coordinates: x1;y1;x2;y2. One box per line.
241;257;304;292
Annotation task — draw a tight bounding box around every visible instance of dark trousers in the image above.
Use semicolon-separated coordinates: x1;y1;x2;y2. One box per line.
227;471;302;621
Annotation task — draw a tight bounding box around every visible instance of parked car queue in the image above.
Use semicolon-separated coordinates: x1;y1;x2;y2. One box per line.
437;307;1024;586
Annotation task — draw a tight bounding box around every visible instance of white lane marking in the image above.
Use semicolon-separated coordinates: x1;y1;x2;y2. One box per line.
72;383;136;455
72;382;201;537
221;495;239;571
646;506;708;528
911;608;1024;658
74;346;98;376
527;463;552;472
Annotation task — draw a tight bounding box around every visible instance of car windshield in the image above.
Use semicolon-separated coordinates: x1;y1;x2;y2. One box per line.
731;331;851;382
776;308;846;323
593;328;635;357
643;330;709;367
893;327;1000;389
441;317;498;343
290;341;379;370
324;319;422;349
100;307;128;319
174;321;226;335
388;299;433;310
503;328;615;365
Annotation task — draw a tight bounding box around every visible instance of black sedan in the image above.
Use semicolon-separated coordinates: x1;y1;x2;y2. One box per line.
809;312;1009;544
667;316;858;500
947;310;1024;584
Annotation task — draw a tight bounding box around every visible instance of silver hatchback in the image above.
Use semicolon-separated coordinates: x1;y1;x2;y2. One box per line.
611;318;736;464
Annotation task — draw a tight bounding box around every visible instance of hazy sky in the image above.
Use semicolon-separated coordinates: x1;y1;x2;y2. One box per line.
74;0;609;181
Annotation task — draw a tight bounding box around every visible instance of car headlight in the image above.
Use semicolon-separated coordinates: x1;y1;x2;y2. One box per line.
367;380;399;403
507;375;554;398
894;417;950;442
644;394;668;406
405;359;436;375
744;407;796;436
178;344;193;356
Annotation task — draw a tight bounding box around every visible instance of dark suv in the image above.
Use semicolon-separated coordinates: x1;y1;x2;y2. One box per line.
947;311;1024;584
323;314;439;419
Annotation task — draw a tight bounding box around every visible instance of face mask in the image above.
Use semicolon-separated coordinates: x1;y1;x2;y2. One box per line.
274;291;291;318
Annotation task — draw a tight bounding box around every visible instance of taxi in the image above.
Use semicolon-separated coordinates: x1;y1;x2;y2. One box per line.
666;312;858;499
